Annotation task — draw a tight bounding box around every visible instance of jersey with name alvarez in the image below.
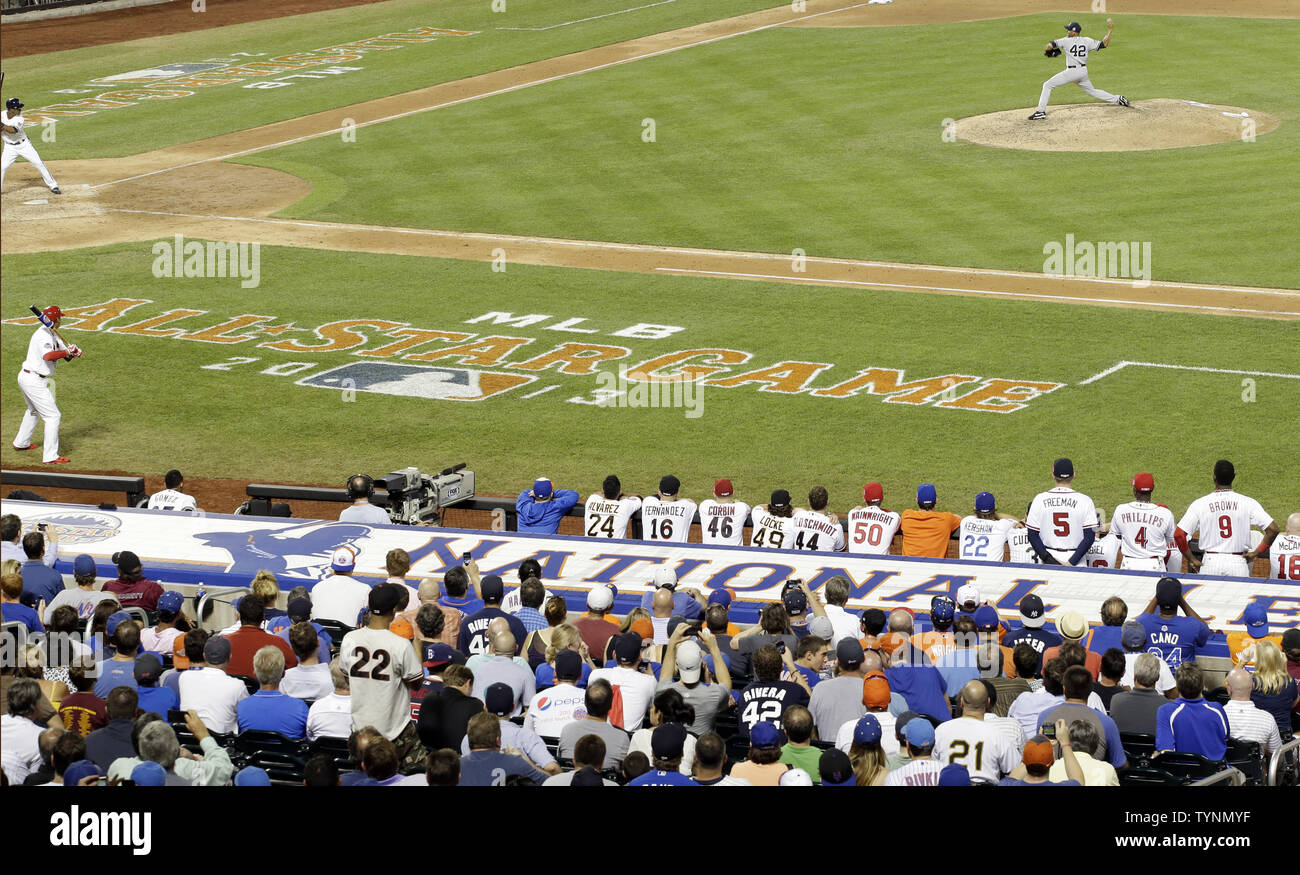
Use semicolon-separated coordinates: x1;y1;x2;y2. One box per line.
932;716;1020;782
1110;501;1176;559
847;506;901;555
698;499;751;547
584;494;641;539
1026;487;1099;550
958;517;1017;562
738;680;809;735
1272;533;1300;580
147;489;197;512
1054;35;1103;68
792;510;846;552
640;495;698;543
750;506;796;550
1176;491;1273;554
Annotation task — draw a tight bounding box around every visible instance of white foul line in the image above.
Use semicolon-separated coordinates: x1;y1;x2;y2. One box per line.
495;1;679;32
1077;360;1300;386
652;268;1300;317
93;2;874;190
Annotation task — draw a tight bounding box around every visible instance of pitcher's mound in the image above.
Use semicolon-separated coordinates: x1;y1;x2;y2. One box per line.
955;98;1278;152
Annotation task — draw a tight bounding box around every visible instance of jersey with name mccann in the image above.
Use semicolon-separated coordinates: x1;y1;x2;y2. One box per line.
339;626;422;740
1026;487;1099;550
958;517;1017;562
1176;490;1273;554
584;495;641;539
791;509;846;552
738;680;810;736
640;495;698;543
698;499;751;547
750;506;796;550
932;716;1020;783
1054;35;1103;68
846;506;902;555
146;489;197;512
1082;532;1121;568
1110;501;1176;559
1272;532;1300;579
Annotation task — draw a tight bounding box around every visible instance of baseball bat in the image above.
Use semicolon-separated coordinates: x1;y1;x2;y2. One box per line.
29;305;79;356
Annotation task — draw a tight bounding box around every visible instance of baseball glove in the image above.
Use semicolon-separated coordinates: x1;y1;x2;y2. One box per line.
1045;46;1061;57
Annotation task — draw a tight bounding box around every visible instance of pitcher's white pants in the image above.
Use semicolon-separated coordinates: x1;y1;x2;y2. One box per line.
1038;67;1120;113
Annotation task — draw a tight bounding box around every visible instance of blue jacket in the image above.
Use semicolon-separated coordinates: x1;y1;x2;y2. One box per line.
1155;697;1228;761
20;560;64;606
516;489;580;534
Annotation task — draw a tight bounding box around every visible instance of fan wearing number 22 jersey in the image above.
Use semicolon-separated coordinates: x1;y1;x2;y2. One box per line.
846;483;901;555
585;476;642;540
340;625;423;740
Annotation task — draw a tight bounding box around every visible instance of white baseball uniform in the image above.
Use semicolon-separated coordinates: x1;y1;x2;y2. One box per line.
13;324;72;463
1036;36;1122;113
1006;526;1036;564
584;494;641;539
698;498;750;547
749;505;795;550
1025;486;1099;565
1271;533;1300;580
1;110;59;192
1110;501;1177;570
958;516;1017;562
1177;489;1273;578
791;509;845;552
1082;531;1121;569
147;488;198;512
846;505;901;555
640;495;697;544
931;715;1020;783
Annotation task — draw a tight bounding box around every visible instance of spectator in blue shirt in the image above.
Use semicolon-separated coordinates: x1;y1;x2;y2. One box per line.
459;711;550;786
627;722;698;786
94;617;141;699
1137;577;1210;670
439;565;484;617
19;531;64;608
514;578;548;635
1;571;43;632
133;652;179;715
516;478;579;535
1155;661;1228;761
236;645;310;739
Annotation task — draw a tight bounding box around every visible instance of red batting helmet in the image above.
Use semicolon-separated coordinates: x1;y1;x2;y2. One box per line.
42;306;63;322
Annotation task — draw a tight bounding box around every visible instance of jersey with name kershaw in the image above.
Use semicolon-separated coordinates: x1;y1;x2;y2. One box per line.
640;495;698;543
750;506;796;550
698;499;751;547
1026;487;1099;550
932;715;1020;782
958;517;1017;562
339;626;423;739
1110;501;1176;560
1176;490;1273;554
584;494;641;540
791;509;846;552
846;506;902;555
1271;532;1300;579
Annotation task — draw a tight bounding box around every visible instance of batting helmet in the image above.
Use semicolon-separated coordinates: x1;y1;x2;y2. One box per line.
43;305;64;323
5;97;22;112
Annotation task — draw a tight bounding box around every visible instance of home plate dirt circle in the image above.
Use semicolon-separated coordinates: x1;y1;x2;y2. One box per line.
955;98;1279;152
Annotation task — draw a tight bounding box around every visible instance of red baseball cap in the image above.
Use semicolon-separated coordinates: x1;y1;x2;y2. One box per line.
1132;472;1155;492
863;482;884;502
714;478;733;498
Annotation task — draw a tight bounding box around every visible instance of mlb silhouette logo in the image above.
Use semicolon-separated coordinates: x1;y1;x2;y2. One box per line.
300;362;535;402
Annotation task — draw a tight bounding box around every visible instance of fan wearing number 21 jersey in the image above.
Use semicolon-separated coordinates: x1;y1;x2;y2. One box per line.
931;685;1019;783
846;483;901;555
698;478;750;547
585;475;641;539
641;474;698;544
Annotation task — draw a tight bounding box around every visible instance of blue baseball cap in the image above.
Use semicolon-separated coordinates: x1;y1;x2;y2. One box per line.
106;611;132;638
853;714;882;745
750;721;782;749
930;595;956;622
63;760;102;787
917;483;937;505
938;764;971;786
1243;603;1269;639
156;590;184;615
973;605;1000;632
902;718;935;747
975;491;996;513
131;762;167;786
234;766;271;786
532;478;553;498
707;588;733;607
73;554;96;576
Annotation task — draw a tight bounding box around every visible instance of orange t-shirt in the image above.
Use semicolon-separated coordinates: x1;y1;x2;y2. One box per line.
1225;632;1283;666
900;510;962;557
1042;644;1101;680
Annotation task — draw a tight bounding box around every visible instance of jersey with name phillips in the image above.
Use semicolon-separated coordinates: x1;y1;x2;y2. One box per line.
958;516;1017;562
584;494;641;539
698;499;751;547
640;495;698;543
1026;487;1099;550
1054;35;1104;68
846;506;901;555
1110;501;1176;559
1271;532;1300;580
750;505;796;550
791;509;846;552
1176;490;1273;554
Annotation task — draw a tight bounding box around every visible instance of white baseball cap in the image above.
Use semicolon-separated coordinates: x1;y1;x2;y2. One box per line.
676;640;703;683
587;585;614;611
956;584;980;607
330;548;356;572
779;768;814;787
654;567;677;589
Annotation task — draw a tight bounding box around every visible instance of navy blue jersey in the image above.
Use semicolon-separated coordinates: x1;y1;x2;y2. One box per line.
737;680;808;737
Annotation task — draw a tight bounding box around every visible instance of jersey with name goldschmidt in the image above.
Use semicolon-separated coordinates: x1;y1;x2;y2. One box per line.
932;716;1020;782
584;494;641;540
698;499;751;547
846;506;902;555
1272;533;1300;580
958;517;1017;562
1110;501;1176;560
339;627;423;740
147;489;198;512
640;495;698;543
1082;532;1121;568
1054;35;1103;69
1026;487;1099;550
791;510;846;552
750;506;796;550
1176;490;1273;554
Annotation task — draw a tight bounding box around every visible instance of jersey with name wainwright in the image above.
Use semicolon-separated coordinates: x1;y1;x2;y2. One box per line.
846;506;901;555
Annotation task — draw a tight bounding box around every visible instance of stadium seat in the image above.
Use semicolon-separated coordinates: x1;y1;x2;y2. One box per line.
1205;687;1230;706
308;736;354;771
314;620;354;655
713;708;739;741
811;739;837;751
1224;737;1265;785
1119;731;1156;767
123;607;149;627
231;729;310;763
1149;751;1225;781
1119;766;1185;786
231;674;259;696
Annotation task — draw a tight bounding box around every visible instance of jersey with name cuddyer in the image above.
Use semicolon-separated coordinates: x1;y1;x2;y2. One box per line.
640;495;698;543
1054;35;1103;69
958;517;1017;562
791;510;846;552
1176;490;1273;554
1026;487;1099;550
22;326;67;378
750;506;796;550
1006;526;1036;564
1272;533;1300;580
698;499;750;547
584;494;641;539
147;489;198;512
847;506;901;555
1110;501;1176;560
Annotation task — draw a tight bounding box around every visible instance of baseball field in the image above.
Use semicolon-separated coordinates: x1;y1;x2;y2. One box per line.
2;0;1298;522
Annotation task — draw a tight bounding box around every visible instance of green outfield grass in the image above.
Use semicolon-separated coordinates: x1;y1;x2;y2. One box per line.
2;242;1296;518
4;0;777;159
236;13;1300;288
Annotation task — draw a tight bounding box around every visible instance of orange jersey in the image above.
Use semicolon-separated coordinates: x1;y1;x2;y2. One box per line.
900;510;962;558
911;629;957;663
1226;631;1283;666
